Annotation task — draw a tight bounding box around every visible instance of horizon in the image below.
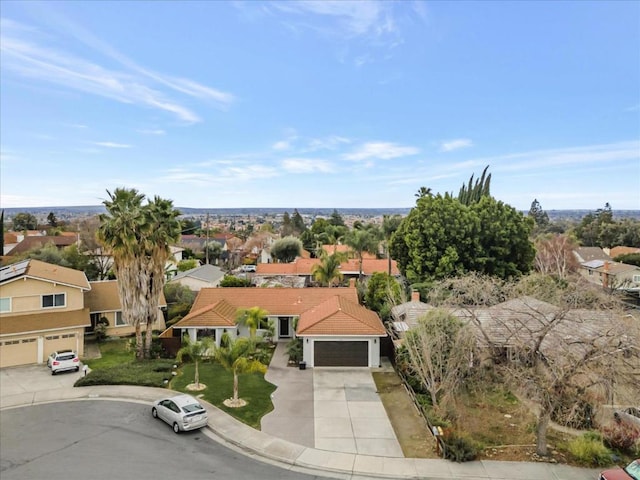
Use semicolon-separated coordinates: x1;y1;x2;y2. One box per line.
1;1;639;211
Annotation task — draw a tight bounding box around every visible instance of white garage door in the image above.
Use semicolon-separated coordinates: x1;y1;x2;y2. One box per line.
0;337;38;368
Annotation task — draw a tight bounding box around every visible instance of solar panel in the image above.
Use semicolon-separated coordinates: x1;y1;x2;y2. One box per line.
0;259;30;283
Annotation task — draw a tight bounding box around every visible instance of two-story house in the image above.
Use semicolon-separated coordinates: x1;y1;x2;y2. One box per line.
0;259;91;368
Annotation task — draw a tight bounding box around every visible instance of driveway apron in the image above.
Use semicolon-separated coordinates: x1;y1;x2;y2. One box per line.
263;343;403;457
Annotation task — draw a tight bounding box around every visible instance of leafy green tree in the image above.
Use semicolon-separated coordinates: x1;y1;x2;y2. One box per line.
312;252;346;287
364;272;402;320
46;212;58;227
528;199;549;234
457;165;491;205
12;212;38;230
299;229;316;255
271;236;302;263
177;259;198;271
329;209;345;227
344;228;379;279
280;212;294;237
220;275;251;287
291;209;306;235
164;283;195;325
203;240;222;264
236;306;269;339
180;218;199;235
382;214;402;275
414;186;433;199
614;253;640;267
390;194;533;284
214;333;267;407
176;337;214;389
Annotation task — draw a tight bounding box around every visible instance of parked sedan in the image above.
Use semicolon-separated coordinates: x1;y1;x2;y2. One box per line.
599;459;640;480
151;394;208;433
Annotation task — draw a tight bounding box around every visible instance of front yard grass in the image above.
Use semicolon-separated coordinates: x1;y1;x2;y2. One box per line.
171;362;277;429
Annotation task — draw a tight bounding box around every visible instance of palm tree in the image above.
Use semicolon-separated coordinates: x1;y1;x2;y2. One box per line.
344;228;379;280
236;306;269;339
214;333;267;408
176;337;214;389
382;215;402;276
141;196;182;357
97;188;147;359
312;251;346;287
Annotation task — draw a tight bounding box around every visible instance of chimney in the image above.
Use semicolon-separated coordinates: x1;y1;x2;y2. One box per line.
411;290;420;302
349;278;356;289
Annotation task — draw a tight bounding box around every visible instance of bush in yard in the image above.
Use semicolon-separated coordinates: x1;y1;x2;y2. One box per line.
567;432;611;466
441;431;479;462
286;337;302;364
602;422;640;452
74;360;175;387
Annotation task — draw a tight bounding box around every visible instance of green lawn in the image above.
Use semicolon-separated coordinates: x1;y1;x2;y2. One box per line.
79;338;277;429
171;362;276;429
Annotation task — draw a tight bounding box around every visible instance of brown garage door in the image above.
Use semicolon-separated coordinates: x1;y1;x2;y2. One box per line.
314;341;368;367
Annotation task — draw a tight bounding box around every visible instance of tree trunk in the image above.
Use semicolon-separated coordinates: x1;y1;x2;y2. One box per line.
233;370;239;402
536;409;550;456
194;360;200;387
144;315;153;359
135;323;144;360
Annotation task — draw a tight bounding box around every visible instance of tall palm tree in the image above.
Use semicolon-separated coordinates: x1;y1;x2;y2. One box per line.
312;252;346;287
382;215;402;275
97;188;147;359
236;306;269;339
176;337;214;389
142;196;182;357
344;228;379;280
214;333;267;408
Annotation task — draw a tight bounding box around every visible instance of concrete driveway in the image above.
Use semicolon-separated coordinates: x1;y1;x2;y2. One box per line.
262;343;403;457
0;363;85;398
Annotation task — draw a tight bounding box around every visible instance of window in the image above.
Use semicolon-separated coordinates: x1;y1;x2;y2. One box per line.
42;293;65;309
0;297;10;313
115;312;126;326
633;274;640;283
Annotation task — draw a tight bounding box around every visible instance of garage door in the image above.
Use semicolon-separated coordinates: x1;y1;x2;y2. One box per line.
44;333;77;358
0;337;38;368
314;341;368;367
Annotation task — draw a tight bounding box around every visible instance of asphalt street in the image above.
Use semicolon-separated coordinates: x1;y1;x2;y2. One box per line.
0;401;337;480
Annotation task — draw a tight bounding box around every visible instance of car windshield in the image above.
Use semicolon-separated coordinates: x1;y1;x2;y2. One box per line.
182;403;203;413
625;460;640;480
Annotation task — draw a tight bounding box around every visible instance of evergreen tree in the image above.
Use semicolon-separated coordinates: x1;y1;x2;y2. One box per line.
291;209;306;235
528;199;550;233
281;212;293;236
329;209;345;227
47;212;58;227
457;165;491;205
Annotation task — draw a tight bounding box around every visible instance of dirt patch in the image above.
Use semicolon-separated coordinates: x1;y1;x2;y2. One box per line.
373;371;439;458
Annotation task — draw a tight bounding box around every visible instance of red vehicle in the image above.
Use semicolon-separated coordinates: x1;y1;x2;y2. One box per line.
599;459;640;480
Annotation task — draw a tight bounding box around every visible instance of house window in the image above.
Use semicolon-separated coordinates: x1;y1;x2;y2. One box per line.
0;297;10;313
633;274;640;283
42;293;65;309
115;312;126;326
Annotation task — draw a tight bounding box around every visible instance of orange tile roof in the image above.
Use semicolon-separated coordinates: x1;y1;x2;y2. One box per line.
191;286;358;316
168;299;237;331
7;235;77;256
297;296;386;336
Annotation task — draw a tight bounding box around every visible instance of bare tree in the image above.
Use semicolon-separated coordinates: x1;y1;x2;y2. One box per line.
402;309;477;409
534;234;579;278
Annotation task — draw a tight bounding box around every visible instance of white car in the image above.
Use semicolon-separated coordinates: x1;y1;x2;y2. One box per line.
240;264;256;272
152;394;208;433
47;350;80;375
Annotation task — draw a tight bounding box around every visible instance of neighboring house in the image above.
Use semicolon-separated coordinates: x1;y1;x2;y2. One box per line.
168;264;225;291
578;260;640;290
573;247;611;264
84;280;167;337
254;257;400;287
0;259;91;368
3;232;21;255
6;235;77;257
606;246;640;259
159;283;387;367
390;291;435;338
164;245;185;279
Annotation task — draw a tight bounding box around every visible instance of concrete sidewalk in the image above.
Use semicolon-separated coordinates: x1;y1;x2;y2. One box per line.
0;383;600;480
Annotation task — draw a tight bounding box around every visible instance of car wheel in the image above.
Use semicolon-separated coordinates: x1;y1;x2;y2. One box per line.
75;366;80;372
152;407;158;418
172;422;180;434
51;370;56;376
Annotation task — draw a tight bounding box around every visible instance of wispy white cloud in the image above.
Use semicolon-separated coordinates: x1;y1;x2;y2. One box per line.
440;138;474;152
344;141;419;161
93;142;132;148
138;129;166;136
272;140;292;151
0;16;234;123
306;135;351;151
281;158;334;173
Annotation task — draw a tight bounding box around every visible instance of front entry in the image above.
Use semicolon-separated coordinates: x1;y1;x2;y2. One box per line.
278;317;291;338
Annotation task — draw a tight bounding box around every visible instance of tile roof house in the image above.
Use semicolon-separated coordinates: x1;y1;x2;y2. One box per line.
6;235;78;257
254;257;400;287
84;280;167;337
573;247;611;264
159;285;387;367
0;259;90;368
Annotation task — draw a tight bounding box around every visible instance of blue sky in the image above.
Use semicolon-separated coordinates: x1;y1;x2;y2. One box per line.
1;1;639;211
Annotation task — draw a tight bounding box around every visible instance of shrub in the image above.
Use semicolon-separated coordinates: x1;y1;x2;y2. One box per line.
441;431;479;462
602;422;640;452
74;359;176;387
286;337;303;364
94;316;109;343
567;432;611;466
220;275;251;287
